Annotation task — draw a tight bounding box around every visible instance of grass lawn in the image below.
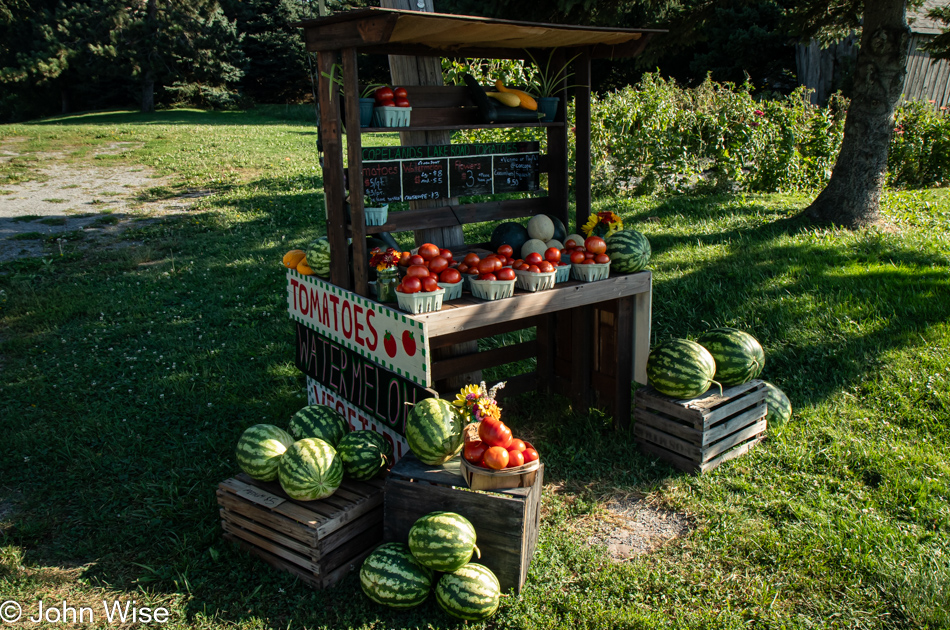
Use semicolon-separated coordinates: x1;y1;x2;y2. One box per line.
1;108;948;630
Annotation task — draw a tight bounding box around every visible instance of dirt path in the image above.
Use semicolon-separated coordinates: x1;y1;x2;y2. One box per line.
0;144;209;263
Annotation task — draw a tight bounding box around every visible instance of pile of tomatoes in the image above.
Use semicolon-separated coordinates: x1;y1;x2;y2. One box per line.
463;418;540;470
395;242;461;294
374;86;410;108
565;235;610;265
513;248;565;274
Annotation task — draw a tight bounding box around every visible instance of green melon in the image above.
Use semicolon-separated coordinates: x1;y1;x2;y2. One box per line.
527;214;555;241
434;563;501;621
490;222;529;258
605;229;651;273
337;430;390;481
278;438;343;501
288;404;349;447
762;381;792;423
647;339;718;399
408;511;479;572
697;327;765;386
360;542;434;609
405;398;463;465
235;424;295;481
304;236;331;278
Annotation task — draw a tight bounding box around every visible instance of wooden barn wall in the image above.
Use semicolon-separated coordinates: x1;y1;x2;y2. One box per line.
903;34;950;111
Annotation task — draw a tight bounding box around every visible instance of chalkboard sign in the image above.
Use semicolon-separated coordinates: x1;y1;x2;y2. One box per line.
362;142;539;203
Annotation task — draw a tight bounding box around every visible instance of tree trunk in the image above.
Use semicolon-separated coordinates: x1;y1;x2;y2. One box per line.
61;86;69;114
142;68;155;113
141;0;158;113
803;0;910;228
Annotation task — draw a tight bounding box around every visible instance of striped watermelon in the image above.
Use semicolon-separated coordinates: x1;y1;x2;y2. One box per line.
278;438;343;501
305;236;331;278
605;229;651;273
360;542;433;609
235;424;294;481
434;563;501;621
337;430;389;481
697;327;765;386
405;398;463;465
288;405;349;447
647;339;718;399
408;511;479;572
762;381;792;423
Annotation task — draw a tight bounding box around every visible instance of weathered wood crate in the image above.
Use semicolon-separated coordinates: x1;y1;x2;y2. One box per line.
383;452;543;594
633;380;767;474
217;473;384;589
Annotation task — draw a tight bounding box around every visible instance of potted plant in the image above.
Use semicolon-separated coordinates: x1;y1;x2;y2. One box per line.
524;49;581;122
346;194;389;226
321;64;382;127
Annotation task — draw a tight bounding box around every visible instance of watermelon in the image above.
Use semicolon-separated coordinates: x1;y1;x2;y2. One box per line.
697;327;765;386
434;563;501;621
405;398;463;465
605;229;651;273
305;236;331;278
360;542;433;609
490;222;529;258
235;424;294;481
545;214;567;243
288;404;349;447
408;511;479;572
337;430;389;480
762;381;792;423
647;339;718;399
278;437;343;501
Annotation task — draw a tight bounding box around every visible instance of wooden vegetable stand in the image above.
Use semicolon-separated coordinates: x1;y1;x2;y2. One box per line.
296;8;659;453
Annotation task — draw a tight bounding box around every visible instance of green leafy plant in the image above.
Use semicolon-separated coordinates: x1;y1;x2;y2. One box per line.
321;63;384;99
524;49;582;98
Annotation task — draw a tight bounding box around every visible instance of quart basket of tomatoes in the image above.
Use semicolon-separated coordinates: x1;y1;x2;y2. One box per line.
459;419;541;491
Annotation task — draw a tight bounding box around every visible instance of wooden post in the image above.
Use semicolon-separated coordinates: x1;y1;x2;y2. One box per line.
613;296;634;429
546;49;570;232
574;49;592;234
317;50;350;290
632;272;652;385
342;47;369;297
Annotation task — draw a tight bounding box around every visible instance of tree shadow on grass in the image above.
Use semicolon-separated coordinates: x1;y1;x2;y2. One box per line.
31;108;319;128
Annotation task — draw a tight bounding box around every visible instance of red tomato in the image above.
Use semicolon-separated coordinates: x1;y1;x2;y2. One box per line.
377;99;395;108
409;254;425;266
457;263;469;274
478;418;512;448
527;264;540;273
393;86;408;99
398;251;411;267
544;247;561;263
395;98;411;107
439;248;453;262
484;446;509;470
406;265;430;279
477;272;497;281
421;275;439;292
525;252;543;265
509;439;526;453
518;263;530;271
585;236;607;255
507;449;525;468
495;255;507;266
463;440;487;464
497;244;513;258
400;277;421;293
418;243;440;261
428;256;449;274
496;267;516;281
565;238;578;248
523;447;539;463
466;267;479;275
581;258;595;264
594;253;610;264
374;86;394;103
511;259;523;267
477;258;496;275
538;261;555;273
463;252;480;266
440;268;461;283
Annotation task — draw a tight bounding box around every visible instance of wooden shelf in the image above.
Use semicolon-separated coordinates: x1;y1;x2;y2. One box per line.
362;122;563;133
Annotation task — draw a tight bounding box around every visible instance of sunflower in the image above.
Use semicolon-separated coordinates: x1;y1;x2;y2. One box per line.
581;211;623;238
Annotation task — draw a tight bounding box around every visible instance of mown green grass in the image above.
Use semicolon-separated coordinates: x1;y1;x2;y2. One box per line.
1;110;948;630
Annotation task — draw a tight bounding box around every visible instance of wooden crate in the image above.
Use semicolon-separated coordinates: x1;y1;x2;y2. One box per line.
383;453;543;594
634;380;767;474
217;473;384;589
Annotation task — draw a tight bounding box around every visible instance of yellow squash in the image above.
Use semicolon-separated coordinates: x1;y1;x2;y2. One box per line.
486;91;521;107
495;80;538;111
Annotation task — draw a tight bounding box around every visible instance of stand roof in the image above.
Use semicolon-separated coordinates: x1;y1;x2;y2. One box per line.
299;8;663;58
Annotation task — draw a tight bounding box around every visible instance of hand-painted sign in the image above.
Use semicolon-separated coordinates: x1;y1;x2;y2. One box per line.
287;269;431;386
294;322;433;435
361;142;540;203
307;377;411;462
